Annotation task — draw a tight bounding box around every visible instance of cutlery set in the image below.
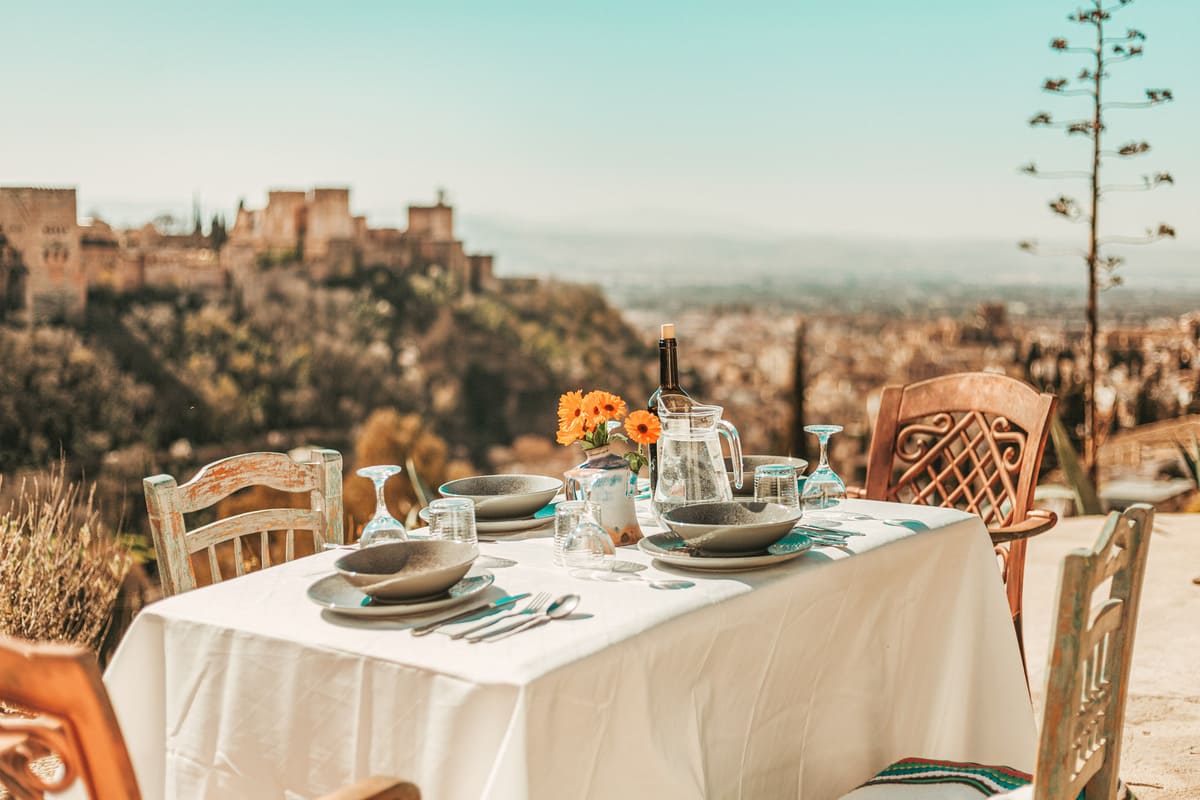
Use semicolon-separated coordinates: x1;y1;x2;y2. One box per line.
411;592;580;643
793;524;864;549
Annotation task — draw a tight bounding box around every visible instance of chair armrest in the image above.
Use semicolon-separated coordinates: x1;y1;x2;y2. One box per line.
988;508;1058;544
845;485;868;499
318;777;420;800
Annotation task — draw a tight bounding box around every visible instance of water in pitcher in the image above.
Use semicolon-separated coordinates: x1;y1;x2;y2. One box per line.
651;404;743;520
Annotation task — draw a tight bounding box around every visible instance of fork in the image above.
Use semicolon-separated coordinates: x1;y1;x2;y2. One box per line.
805;534;853;551
451;592;551;640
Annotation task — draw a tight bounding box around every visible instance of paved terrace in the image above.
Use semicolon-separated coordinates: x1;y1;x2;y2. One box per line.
1023;513;1200;800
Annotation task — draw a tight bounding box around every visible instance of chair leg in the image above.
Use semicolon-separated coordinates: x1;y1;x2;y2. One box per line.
1013;610;1031;694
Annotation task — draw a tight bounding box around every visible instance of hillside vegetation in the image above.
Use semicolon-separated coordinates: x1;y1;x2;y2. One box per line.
0;267;652;475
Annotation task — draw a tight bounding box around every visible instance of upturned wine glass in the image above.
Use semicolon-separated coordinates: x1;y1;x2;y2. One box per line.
357;465;408;546
801;425;847;511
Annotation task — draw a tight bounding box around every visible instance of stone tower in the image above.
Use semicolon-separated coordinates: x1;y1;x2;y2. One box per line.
0;187;86;321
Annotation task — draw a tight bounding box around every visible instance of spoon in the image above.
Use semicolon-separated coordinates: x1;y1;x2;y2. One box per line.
471;594;580;643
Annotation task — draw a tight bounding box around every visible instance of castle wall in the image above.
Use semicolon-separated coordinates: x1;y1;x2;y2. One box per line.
468;253;497;293
408;204;454;242
0;187;85;321
3;184;504;310
261;190;306;254
142;245;225;291
304;188;355;260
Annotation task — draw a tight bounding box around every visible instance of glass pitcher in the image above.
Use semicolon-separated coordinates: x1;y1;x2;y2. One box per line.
652;404;744;519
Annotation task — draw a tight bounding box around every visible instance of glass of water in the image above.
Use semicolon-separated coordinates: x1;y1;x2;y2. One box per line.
554;500;601;565
754;464;800;509
426;497;478;546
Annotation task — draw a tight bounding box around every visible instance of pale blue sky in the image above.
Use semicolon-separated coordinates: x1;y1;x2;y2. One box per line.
2;0;1194;242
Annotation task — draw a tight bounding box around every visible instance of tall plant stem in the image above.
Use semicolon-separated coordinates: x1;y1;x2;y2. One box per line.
1085;0;1104;489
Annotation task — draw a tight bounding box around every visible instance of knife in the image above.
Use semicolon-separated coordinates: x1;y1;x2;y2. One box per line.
410;593;530;636
794;524;865;537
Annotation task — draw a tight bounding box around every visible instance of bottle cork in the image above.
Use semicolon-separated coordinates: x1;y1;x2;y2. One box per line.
661;323;675;339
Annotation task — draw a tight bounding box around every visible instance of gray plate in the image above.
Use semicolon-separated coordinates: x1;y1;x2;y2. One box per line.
307;572;495;618
637;531;813;572
419;507;552;535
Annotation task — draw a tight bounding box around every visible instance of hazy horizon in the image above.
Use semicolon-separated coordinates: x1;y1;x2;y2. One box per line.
4;0;1194;244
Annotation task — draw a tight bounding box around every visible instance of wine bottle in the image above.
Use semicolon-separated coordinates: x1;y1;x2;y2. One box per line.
648;323;693;492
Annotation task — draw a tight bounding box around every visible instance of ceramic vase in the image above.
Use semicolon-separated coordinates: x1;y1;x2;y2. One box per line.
567;445;643;547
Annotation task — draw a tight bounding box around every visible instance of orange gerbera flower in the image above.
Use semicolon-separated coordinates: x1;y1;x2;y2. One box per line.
556;416;586;445
624;410;662;445
558;390;586;427
581;390;607;422
596;391;628;421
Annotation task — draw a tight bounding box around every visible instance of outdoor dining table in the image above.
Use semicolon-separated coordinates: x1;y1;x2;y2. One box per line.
103;498;1036;799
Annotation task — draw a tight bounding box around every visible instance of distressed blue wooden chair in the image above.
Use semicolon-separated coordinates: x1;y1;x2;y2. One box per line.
841;504;1153;800
144;449;343;596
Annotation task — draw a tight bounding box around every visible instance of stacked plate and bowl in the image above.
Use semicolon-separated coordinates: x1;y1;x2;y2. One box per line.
310;474;562;617
307;539;493;618
423;474;562;539
637;454;813;572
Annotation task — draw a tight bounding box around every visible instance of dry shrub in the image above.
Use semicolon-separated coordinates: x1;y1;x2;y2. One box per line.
0;463;131;652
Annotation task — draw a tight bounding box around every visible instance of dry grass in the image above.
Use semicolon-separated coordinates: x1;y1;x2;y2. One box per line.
0;462;131;652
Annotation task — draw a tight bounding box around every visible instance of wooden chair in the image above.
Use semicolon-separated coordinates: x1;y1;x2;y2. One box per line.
145;449;344;597
856;373;1059;662
0;636;419;799
840;504;1153;800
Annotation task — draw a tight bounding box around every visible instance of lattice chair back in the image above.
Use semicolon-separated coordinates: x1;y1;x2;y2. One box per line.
0;636;141;799
865;374;1055;525
863;373;1058;663
1034;504;1152;800
145;449;344;596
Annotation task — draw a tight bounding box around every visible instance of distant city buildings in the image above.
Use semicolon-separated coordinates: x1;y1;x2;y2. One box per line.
0;185;496;322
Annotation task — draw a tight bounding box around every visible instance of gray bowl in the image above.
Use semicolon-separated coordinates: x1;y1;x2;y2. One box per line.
438;474;562;519
334;540;478;601
726;455;809;497
662;501;803;554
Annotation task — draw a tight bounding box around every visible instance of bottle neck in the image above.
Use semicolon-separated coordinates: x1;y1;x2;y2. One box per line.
659;339;679;390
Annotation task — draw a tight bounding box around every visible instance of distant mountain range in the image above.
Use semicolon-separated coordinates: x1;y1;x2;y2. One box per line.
460;216;1198;292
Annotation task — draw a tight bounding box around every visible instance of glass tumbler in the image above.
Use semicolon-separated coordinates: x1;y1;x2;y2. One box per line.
754;464;800;509
426;497;478;546
554;500;601;566
562;517;615;572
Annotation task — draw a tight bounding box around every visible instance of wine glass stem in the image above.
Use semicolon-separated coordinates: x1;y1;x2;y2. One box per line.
373;479;389;519
817;434;831;471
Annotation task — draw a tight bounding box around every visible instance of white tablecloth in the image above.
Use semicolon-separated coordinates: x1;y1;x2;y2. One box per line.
104;500;1036;799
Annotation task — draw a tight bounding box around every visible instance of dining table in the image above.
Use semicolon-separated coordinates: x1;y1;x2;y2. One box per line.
102;498;1037;799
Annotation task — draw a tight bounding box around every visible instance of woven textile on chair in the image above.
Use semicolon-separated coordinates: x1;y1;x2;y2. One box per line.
853;757;1134;799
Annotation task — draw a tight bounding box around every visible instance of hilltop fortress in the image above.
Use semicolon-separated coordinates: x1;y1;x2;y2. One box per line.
0;186;495;322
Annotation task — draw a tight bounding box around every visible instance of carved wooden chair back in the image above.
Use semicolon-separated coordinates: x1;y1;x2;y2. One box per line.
145;449;344;596
0;637;420;800
1033;504;1152;800
863;373;1057;651
0;636;140;799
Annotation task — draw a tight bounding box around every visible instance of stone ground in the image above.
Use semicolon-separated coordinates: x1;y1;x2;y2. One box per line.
1023;513;1200;800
